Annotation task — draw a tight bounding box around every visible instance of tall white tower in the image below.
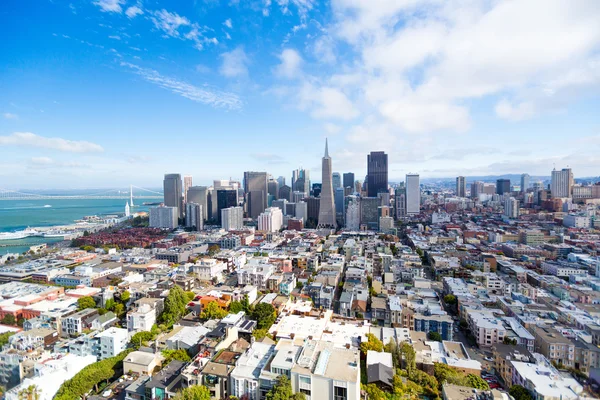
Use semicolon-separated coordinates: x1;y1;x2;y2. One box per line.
125;202;131;217
317;139;337;229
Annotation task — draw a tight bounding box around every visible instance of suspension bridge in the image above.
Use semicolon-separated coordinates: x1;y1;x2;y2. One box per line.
0;185;164;201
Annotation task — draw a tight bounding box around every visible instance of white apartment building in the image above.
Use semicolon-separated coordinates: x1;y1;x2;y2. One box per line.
222;206;244;231
149;206;178;229
230;342;276;400
511;361;582;400
126;303;156;333
257;207;283;232
504;197;519;219
96;327;128;359
468;312;506;347
193;258;226;283
405;174;420;215
563;214;591;228
551;168;574;198
185;202;203;231
541;262;587;277
237;262;274;289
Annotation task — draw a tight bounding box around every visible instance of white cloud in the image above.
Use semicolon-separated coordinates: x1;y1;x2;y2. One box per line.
121;62;243;110
300;84;359;120
495;99;536;122
93;0;124;13
125;5;143;18
2;113;18;120
324;123;341;135
219;47;250;78
275;49;302;79
0;132;104;153
30;157;54;165
150;9;191;37
108;35;121;40
276;0;315;17
313;36;336;64
223;18;233;29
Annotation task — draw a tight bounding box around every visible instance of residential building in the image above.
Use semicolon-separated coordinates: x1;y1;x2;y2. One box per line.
222;206;244;231
61;308;99;337
551;167;574;198
406;174;420;215
257;207;284;232
456;176;466;198
96;327;128;359
185;202;203;231
149;206;178;229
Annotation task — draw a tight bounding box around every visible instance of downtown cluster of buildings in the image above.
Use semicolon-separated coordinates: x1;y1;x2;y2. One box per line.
1;142;600;400
149;140;423;235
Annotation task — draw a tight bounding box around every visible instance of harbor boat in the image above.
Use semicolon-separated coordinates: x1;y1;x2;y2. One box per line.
0;227;41;241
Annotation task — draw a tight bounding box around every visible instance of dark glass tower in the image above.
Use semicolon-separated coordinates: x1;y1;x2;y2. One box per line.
163;173;183;219
367;151;388;197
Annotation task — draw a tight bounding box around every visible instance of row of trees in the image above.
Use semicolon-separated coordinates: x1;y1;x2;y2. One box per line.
55;349;131;400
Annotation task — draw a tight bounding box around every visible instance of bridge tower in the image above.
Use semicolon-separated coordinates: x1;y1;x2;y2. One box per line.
130;185;134;207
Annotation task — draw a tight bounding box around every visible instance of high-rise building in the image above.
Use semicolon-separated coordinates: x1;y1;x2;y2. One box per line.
268;179;279;200
272;199;287;215
295;201;307;223
335;187;345;226
332;173;341;190
367;151;388;197
149;206;178;229
406;174;420;215
551;168;574;198
278;185;291;202
521;174;530;194
345;196;360;231
470;181;484;199
257;207;283;232
244;171;268;219
312;183;322;198
504;197;519;219
395;186;406;219
317;139;337;229
360;197;380;230
183;175;193;203
306;197;320;226
292;168;310;193
163;174;183;219
496;179;511;195
292;191;307;203
285;202;297;217
185;203;203;231
187;186;208;221
277;176;286;188
221;206;243;231
456;176;466;197
217;190;238;224
343;173;355;191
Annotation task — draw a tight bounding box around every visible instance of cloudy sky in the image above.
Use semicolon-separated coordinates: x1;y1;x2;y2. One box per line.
1;0;599;189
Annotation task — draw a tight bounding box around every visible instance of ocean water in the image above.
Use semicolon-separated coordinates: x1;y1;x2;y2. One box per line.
0;198;157;254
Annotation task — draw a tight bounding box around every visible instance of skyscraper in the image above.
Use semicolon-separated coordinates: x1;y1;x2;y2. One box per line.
334;187;345;226
456;176;466;197
504;197;519;219
257;207;283;232
521;174;530;194
185;203;203;231
332;173;341;189
551;168;574;198
221;207;243;231
183;175;193;203
244;171;268;219
150;206;178;229
406;174;420;215
345;196;360;231
367;151;388;197
268;179;279;200
292;168;310;193
317;139;336;229
343;173;355;190
395;186;406;219
163;174;183;219
496;179;511;195
187;186;208;221
278;185;291;202
276;176;286;188
217;189;238;224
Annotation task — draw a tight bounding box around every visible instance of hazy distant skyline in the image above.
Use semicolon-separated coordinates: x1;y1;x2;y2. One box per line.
1;0;599;188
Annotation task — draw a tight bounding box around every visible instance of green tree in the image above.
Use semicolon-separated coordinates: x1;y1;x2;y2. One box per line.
77;296;96;311
114;303;124;316
2;314;16;326
18;384;41;400
434;363;465;387
229;301;244;314
240;294;252;313
252;328;269;340
0;332;16;347
104;298;116;311
465;374;490;390
200;301;228;320
162;349;191;365
251;303;277;330
265;375;306;400
184;291;195;303
509;385;533;400
159;285;187;326
17;317;25;328
172;385;211;400
120;290;130;303
427;331;442;342
208;244;220;257
130;331;155;350
443;294;457;305
360;333;384;354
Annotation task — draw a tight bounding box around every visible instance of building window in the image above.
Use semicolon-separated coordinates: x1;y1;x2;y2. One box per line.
334;386;347;400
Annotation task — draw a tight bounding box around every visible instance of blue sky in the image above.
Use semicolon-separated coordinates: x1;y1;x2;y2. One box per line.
1;0;599;189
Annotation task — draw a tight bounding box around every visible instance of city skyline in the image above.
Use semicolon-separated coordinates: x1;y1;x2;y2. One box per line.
1;1;600;188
